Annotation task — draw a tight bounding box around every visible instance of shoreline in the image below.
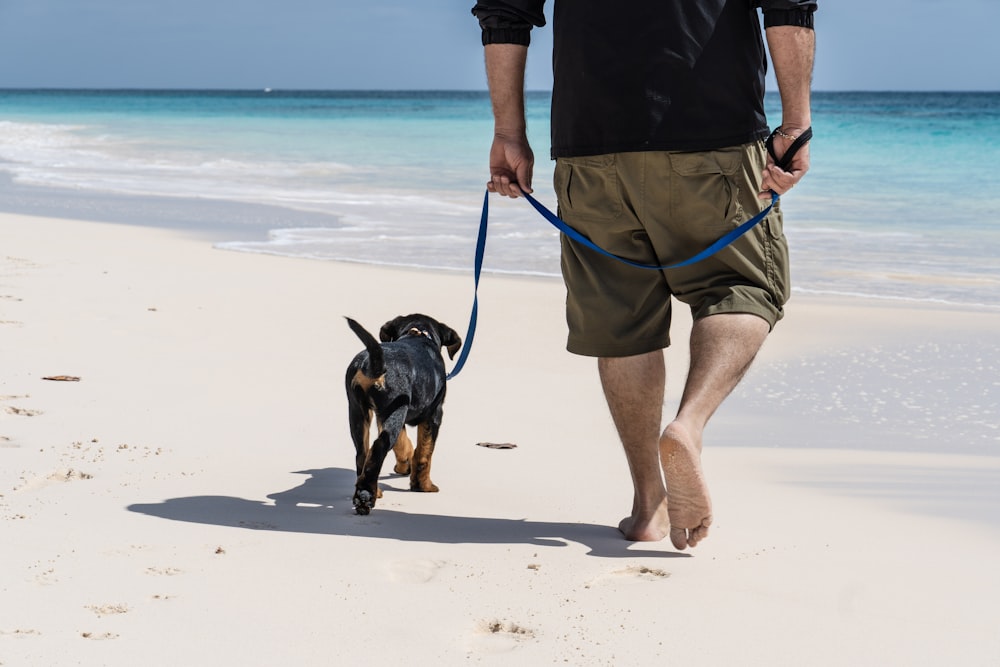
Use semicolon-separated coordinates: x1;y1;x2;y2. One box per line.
0;171;343;243
2;210;999;664
4;89;1000;311
3;176;999;314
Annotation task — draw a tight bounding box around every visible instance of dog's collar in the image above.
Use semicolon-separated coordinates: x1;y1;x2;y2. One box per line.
405;327;433;341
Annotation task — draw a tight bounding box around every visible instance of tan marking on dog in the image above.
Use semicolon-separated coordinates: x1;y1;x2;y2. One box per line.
410;422;439;492
351;369;386;393
362;410;372;458
393;430;414;475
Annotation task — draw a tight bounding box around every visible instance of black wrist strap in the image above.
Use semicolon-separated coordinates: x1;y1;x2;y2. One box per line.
766;126;813;171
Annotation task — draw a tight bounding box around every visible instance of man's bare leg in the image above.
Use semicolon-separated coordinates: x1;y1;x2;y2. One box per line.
598;351;670;542
663;313;770;550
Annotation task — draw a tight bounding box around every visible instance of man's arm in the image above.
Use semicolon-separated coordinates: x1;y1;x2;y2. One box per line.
485;43;534;197
472;1;544;197
759;4;816;197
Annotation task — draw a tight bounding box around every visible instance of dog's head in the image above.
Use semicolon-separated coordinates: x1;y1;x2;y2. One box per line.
379;313;463;360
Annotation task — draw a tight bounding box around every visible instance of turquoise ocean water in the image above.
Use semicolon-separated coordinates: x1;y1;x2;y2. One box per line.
1;89;999;309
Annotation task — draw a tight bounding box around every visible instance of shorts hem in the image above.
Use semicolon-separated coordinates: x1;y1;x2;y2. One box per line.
695;302;784;330
566;335;671;359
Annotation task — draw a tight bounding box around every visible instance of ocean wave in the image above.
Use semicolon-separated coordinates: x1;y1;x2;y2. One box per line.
3;91;999;312
791;287;1000;311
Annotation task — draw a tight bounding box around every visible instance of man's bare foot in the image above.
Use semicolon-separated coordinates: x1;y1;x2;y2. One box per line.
618;496;670;541
660;422;712;550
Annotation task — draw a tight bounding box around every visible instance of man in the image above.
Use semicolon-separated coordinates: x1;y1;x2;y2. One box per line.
471;1;816;550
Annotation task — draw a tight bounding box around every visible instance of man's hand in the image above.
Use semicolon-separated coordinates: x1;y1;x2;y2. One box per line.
759;129;810;197
488;131;534;198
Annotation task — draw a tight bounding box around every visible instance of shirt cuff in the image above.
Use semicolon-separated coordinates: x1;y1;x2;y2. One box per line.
763;9;815;29
481;27;532;46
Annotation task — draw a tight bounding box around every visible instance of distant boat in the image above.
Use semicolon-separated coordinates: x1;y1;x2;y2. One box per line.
264;88;273;93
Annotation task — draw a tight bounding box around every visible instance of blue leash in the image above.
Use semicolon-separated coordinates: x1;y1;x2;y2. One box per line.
446;189;774;380
447;128;812;380
447;189;489;380
522;189;778;270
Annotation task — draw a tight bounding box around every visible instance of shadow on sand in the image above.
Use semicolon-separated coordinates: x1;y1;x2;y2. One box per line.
127;467;689;559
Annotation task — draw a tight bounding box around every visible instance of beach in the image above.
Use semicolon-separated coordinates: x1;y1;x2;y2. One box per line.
2;210;999;666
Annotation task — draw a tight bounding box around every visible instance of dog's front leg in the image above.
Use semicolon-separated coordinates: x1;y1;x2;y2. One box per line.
392;430;414;475
410;421;440;493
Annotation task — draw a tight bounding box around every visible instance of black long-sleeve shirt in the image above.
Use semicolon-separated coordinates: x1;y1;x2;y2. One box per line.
471;1;817;158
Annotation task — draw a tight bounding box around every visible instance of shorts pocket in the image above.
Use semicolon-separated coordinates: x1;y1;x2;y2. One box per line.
765;205;785;240
668;149;743;234
554;155;623;222
668;149;741;177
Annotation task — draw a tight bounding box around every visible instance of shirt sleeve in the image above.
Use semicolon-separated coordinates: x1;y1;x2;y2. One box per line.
471;1;547;46
758;0;817;29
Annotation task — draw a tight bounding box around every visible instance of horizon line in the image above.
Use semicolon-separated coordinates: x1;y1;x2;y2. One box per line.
1;87;999;95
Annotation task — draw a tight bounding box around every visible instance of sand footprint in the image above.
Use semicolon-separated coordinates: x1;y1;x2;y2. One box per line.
468;619;536;654
584;565;671;588
14;468;93;494
85;604;129;617
0;628;41;637
1;255;37;268
386;558;446;583
48;469;92;482
3;406;42;417
33;567;59;586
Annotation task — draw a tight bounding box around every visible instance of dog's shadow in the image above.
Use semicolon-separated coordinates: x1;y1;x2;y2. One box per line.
127;467;689;559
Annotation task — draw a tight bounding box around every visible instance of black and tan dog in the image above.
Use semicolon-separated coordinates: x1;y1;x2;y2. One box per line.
345;314;462;515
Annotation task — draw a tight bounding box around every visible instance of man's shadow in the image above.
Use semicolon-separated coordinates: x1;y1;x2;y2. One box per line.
127;467;689;559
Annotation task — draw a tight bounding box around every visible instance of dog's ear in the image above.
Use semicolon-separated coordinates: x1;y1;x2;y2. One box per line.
379;318;402;343
436;323;463;360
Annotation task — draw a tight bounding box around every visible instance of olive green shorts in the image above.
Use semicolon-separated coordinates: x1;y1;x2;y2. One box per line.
555;142;790;357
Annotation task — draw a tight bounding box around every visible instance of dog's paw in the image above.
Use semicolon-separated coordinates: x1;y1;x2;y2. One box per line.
410;480;440;493
393;460;411;475
353;489;375;515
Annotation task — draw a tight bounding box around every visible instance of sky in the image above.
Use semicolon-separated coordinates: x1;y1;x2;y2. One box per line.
0;0;997;91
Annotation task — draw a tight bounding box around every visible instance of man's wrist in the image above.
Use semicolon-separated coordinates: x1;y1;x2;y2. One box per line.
774;125;810;140
494;125;527;138
779;119;811;132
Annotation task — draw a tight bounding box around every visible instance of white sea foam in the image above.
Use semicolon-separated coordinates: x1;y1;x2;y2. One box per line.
2;91;999;310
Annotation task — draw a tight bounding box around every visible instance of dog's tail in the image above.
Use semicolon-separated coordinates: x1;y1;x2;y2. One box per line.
346;317;385;379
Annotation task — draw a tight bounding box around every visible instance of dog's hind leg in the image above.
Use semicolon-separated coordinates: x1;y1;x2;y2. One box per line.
410;420;440;493
392;430;414;475
348;392;371;478
354;408;406;515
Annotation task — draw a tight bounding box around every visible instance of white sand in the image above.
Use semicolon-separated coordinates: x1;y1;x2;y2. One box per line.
2;211;999;665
